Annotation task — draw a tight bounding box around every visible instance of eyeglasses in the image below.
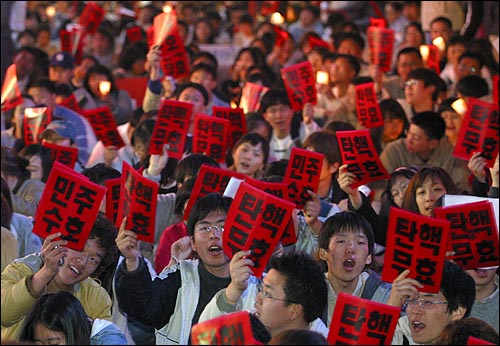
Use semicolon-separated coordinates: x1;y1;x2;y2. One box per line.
195;225;224;234
266;105;290;114
404;79;419;87
391;183;409;199
256;283;297;304
405;298;448;310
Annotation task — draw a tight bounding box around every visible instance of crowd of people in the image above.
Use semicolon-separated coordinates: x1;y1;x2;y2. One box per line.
1;1;499;345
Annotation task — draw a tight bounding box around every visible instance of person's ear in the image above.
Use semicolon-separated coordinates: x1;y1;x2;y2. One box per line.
451;306;467;321
319;248;328;261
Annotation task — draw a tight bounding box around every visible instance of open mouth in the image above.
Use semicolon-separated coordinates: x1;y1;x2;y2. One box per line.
343;259;355;271
411;321;425;332
209;245;222;255
70;265;80;277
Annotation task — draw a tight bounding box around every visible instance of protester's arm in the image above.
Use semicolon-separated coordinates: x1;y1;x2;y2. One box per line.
468;152;490;197
488;154;499;198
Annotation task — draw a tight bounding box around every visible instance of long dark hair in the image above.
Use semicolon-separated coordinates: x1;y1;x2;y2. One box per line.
19;291;91;345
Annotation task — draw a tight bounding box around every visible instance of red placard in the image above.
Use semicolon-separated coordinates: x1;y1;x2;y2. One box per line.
115;77;148;109
382;207;451;293
336;130;390;188
23;107;52;145
423;44;440;74
244;177;297;246
59;27;84;64
355;83;384;128
370;18;387;28
273;25;289;47
308;35;330;51
148;99;192;158
154;12;190;79
434;200;499;270
367;26;395;73
223;182;295;277
239;82;269;114
32;161;105;251
78;2;105;34
105;177;121;223
182;165;246;221
116;162;158;244
126;25;143;43
468;336;496;345
453;98;499;168
191;311;259;345
192;114;230;163
1;64;23;112
283;147;323;208
58;93;83;114
213;106;247;149
83;106;125;149
42;141;78;169
280;61;317;111
328;292;400;345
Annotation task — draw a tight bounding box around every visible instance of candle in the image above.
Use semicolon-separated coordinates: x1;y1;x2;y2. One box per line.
99;81;111;95
270;12;284;25
46;6;56;18
451;98;467;116
316;71;329;85
432;36;446;52
419;45;429;61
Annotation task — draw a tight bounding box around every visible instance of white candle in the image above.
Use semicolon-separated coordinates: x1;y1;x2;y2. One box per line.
419;45;429;61
99;81;111;95
451;98;467;116
316;71;329;85
270;12;284;25
432;36;446;52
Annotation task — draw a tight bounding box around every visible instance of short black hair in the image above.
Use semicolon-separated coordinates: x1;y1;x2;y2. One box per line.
174;82;209;106
411;111;445;141
186;193;232;237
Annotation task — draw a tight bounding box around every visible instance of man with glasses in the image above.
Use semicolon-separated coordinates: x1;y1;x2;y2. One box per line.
199;251;329;338
260;88;320;162
392;260;476;344
114;192;233;345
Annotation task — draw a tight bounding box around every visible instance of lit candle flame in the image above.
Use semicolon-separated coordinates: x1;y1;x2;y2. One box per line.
451;98;467;115
419;45;429;61
270;12;284;25
46;6;56;18
316;71;329;85
163;4;172;13
432;36;446;52
99;81;111;95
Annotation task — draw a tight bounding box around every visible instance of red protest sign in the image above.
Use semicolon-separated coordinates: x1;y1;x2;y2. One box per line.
153;9;177;46
467;336;496;345
79;2;105;34
420;44;440;74
367;27;395;73
243;177;297;246
23;107;52;145
280;61;317;111
191;311;258;345
213;106;247;149
328;292;399;345
59;27;84;64
149;99;192;158
370;18;387;28
83;106;125;149
116;161;158;244
58;93;83;114
434;200;499;270
453;98;499;168
239;82;269;114
224;181;295;277
32;161;105;251
284;147;324;208
42;141;78;169
355;83;384;128
192;114;230;163
126;25;143;43
105;177;121;223
154;12;190;79
183;165;246;221
336;130;390;188
1;64;23;112
382;207;451;293
115;76;148;108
